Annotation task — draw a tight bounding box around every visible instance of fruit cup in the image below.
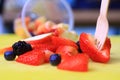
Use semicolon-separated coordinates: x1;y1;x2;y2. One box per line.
14;0;74;38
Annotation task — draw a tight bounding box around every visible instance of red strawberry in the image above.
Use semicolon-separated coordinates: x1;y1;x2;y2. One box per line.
25;33;57;52
52;36;78;49
58;54;89;72
53;27;64;36
32;43;57;52
34;20;42;30
27;34;52;45
25;17;31;27
79;32;111;63
35;24;48;35
56;45;78;56
44;50;55;62
16;49;45;66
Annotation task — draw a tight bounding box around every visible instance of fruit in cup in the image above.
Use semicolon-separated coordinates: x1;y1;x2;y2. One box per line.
14;17;78;42
35;21;56;35
34;16;47;30
14;17;31;38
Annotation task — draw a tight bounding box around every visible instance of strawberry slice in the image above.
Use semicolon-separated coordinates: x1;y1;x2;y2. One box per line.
57;54;89;72
79;32;111;63
34;19;42;30
52;36;78;49
44;50;55;63
56;45;78;56
32;43;57;52
25;33;57;52
25;17;31;27
16;49;45;66
26;33;52;45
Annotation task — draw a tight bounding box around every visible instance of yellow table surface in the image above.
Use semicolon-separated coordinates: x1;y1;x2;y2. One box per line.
0;34;120;80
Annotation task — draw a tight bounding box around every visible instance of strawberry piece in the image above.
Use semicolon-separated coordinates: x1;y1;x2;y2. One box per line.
34;17;46;30
34;20;42;30
27;34;52;45
32;43;57;52
35;24;48;35
56;45;78;56
26;34;57;52
25;17;31;27
0;47;12;55
16;49;45;66
44;50;55;62
79;32;111;63
53;27;64;36
52;36;78;49
58;54;89;72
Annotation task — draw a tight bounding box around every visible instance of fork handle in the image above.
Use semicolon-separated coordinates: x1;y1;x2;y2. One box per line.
100;0;110;17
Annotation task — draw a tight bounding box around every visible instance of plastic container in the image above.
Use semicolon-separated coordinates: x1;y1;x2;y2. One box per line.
21;0;74;37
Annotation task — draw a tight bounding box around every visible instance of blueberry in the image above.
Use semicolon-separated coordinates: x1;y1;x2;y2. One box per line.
50;54;61;66
4;51;16;61
30;32;35;36
76;41;82;53
12;41;32;56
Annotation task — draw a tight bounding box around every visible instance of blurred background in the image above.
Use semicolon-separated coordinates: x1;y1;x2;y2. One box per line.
0;0;120;35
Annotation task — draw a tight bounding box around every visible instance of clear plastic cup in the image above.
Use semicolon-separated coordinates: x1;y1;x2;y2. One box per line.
21;0;74;37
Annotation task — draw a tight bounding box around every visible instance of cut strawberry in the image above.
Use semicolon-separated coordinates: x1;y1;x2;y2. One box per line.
27;22;35;32
32;43;57;52
16;49;45;66
25;33;57;52
34;20;42;30
44;50;55;62
56;45;78;56
35;24;48;35
25;17;31;27
27;33;52;45
34;17;46;30
57;54;89;72
52;36;78;49
79;32;111;63
53;27;64;36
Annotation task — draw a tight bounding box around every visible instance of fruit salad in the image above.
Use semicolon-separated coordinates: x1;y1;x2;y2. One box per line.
1;32;111;72
14;17;78;42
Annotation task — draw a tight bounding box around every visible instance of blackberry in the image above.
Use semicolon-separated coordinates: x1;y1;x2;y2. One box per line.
12;41;32;56
76;41;82;53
